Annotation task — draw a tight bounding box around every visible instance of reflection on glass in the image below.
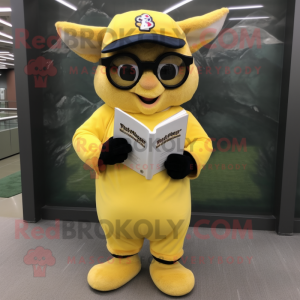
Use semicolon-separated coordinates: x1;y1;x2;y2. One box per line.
0;100;17;108
228;5;264;10
163;0;194;14
0;106;18;131
55;0;77;11
0;118;18;131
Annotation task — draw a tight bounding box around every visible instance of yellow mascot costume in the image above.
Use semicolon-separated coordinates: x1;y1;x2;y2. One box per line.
56;7;228;296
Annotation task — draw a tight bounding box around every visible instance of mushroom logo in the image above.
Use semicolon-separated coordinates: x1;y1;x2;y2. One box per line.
23;246;56;277
24;56;57;88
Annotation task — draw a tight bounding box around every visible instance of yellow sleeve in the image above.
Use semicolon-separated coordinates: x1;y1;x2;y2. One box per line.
184;111;213;179
72;104;114;175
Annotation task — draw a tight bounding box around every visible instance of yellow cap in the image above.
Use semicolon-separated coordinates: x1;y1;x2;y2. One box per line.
101;10;186;53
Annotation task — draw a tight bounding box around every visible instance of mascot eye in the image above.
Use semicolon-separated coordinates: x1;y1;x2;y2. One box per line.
109;55;139;88
158;64;178;80
156;55;187;87
117;64;139;81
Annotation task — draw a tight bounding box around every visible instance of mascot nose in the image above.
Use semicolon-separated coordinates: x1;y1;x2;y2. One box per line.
139;72;159;90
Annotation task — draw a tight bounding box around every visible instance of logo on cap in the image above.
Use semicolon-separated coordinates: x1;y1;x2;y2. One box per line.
135;13;155;32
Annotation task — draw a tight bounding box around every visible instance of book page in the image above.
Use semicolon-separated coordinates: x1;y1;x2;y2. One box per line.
150;113;188;177
113;108;150;178
153;110;187;130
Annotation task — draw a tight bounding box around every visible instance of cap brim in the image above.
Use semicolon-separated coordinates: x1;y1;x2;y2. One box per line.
101;34;186;53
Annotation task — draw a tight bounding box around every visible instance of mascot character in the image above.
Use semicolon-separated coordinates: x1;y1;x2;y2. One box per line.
56;7;228;296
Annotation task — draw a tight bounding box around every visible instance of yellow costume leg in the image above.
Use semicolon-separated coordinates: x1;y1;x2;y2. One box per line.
149;218;194;296
87;223;144;291
88;254;141;291
150;259;195;296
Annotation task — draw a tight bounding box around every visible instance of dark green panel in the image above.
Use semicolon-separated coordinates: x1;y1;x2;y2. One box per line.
184;40;283;215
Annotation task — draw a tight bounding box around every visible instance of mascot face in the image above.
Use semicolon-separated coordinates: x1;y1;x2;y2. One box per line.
94;42;198;115
56;9;229;115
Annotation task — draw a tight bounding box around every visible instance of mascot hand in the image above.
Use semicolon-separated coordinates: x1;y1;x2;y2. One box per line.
99;137;132;166
164;152;197;179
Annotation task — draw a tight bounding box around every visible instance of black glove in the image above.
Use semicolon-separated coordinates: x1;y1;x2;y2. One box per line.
99;137;132;166
164;151;197;180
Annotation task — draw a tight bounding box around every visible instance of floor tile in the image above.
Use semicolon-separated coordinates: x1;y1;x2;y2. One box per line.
0;154;21;179
0;194;23;219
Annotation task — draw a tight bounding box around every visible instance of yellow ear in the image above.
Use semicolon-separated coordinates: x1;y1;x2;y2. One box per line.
177;8;229;53
55;22;107;63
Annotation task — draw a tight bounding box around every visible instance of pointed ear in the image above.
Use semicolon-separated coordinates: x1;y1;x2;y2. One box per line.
177;8;229;53
55;22;107;63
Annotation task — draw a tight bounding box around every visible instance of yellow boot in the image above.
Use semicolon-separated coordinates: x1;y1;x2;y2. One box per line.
149;259;195;296
87;254;141;291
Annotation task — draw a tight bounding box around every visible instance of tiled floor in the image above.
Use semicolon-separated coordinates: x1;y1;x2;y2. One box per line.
0;154;23;219
0;218;300;300
0;154;21;179
0;194;23;218
0;156;300;299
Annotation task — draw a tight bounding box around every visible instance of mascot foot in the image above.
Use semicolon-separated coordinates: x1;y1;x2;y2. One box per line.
149;259;195;296
88;254;141;291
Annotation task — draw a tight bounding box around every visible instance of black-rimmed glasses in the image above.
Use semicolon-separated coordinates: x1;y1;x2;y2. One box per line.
100;52;193;90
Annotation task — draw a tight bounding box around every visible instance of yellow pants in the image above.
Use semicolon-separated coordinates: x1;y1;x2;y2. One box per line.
99;213;190;261
96;162;192;262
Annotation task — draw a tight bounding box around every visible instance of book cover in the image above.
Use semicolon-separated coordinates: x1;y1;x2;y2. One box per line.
113;108;188;179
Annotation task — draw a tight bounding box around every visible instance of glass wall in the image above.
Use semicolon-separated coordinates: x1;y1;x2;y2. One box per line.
0;105;18;159
295;150;300;218
38;0;287;214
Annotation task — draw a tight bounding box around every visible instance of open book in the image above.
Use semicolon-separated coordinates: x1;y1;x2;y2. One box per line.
113;108;188;180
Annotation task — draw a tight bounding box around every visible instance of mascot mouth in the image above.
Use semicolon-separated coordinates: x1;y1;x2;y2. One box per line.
138;95;159;105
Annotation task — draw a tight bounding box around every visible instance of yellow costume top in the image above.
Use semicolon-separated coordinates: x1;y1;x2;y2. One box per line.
73;104;212;260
